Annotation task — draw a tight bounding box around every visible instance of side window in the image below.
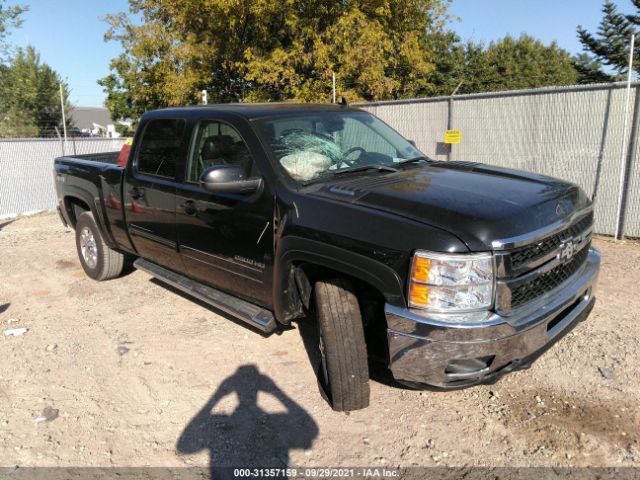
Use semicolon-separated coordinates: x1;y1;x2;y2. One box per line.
136;119;186;178
187;121;254;182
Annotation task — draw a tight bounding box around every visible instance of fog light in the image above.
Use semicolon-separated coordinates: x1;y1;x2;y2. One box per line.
445;355;495;375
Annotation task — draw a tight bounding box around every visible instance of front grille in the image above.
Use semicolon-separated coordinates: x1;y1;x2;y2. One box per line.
509;212;593;270
510;243;590;308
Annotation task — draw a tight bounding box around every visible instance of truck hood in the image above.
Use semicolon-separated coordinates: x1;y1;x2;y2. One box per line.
306;161;591;251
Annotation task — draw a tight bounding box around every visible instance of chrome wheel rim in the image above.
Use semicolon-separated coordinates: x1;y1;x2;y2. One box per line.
80;227;98;269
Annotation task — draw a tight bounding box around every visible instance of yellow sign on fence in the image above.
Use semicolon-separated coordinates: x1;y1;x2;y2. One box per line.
444;130;461;144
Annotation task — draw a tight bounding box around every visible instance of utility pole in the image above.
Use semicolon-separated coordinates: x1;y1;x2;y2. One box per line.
59;84;68;144
446;81;464;162
615;33;635;241
332;72;336;104
54;126;64;157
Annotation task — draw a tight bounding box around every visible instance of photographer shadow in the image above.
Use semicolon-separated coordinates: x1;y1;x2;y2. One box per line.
177;364;318;479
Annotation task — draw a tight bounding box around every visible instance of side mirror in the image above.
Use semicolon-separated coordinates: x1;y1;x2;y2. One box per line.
408;140;417;147
199;165;263;194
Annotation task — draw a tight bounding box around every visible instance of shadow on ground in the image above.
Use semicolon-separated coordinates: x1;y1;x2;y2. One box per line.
177;364;318;479
0;219;15;231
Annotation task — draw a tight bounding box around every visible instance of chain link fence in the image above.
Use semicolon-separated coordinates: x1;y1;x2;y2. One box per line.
0;138;127;219
358;82;640;238
3;83;640;237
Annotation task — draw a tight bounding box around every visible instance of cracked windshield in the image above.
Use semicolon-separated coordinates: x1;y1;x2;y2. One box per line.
257;111;425;182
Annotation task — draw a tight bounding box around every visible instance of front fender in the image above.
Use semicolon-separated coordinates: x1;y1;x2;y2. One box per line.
273;235;405;324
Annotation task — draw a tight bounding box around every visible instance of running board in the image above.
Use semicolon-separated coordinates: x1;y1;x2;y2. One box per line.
134;258;277;333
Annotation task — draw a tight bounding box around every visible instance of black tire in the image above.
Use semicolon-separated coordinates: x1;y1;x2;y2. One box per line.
75;211;124;281
314;278;370;411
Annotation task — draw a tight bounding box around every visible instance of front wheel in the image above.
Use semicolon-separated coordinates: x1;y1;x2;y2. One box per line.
75;211;124;281
314;278;370;411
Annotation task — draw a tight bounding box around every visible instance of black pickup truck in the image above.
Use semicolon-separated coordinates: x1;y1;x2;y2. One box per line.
54;103;600;411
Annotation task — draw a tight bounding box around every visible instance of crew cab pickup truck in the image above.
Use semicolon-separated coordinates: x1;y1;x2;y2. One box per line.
54;104;600;411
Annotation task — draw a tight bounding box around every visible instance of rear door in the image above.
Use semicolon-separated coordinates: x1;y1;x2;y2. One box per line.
174;117;274;307
124;118;187;272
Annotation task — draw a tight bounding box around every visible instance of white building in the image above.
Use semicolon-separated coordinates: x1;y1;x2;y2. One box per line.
69;107;132;138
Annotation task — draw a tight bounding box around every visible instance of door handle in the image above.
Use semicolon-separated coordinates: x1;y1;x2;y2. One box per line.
129;187;144;200
181;200;196;215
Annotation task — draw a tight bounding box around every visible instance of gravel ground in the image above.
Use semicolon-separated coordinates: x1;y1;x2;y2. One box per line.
0;212;639;471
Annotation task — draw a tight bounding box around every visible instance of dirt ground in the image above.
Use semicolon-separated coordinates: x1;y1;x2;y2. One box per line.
0;212;639;472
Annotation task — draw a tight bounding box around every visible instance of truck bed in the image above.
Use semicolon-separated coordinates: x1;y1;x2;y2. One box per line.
66;151;120;164
54;153;132;252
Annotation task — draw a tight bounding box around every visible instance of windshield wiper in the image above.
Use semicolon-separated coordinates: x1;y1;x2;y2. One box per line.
397;155;430;166
334;164;398;175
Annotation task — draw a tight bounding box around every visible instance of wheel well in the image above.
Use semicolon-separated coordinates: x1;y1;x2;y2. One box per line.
64;197;91;228
294;263;389;362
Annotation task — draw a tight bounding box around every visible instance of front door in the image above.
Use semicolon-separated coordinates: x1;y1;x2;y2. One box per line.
175;119;274;307
124;118;187;272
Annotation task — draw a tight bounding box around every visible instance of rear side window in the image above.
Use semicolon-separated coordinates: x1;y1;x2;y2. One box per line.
136;119;186;178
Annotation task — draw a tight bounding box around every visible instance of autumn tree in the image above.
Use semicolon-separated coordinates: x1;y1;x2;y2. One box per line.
99;0;451;121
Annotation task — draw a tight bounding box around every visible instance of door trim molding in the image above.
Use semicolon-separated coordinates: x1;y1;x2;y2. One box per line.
130;224;177;250
181;251;263;284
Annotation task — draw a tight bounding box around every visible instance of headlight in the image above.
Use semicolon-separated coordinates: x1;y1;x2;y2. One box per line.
408;251;494;312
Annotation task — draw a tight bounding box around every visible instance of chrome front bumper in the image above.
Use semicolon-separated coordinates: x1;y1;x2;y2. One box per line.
385;248;601;388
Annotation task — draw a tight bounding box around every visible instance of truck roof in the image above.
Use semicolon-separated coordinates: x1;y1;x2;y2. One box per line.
148;102;363;120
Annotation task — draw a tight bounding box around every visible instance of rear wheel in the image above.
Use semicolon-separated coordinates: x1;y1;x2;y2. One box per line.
314;278;370;411
75;211;124;281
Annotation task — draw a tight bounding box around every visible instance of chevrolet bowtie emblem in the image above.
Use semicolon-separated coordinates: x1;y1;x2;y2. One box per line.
558;232;588;264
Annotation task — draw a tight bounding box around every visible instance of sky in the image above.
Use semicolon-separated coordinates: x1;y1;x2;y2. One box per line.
4;0;636;108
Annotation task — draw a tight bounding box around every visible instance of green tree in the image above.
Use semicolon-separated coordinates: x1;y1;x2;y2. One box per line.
0;0;27;61
0;46;73;137
577;1;639;77
429;34;579;95
572;53;614;84
99;0;452;121
426;30;466;96
479;35;578;91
